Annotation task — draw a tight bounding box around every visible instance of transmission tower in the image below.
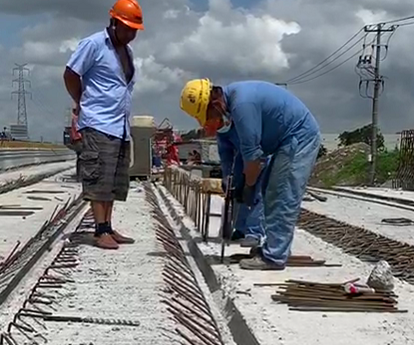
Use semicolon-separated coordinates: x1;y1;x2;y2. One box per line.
356;24;396;186
11;63;32;138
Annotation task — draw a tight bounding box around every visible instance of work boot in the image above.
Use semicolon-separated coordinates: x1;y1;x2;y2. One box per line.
240;237;260;248
231;230;245;242
249;246;262;257
95;233;119;250
239;256;286;271
111;230;135;244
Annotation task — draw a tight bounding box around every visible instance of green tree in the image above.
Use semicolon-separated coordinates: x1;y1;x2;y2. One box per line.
338;124;385;151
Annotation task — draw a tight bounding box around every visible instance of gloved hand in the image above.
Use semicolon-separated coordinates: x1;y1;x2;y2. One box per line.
221;180;227;194
233;174;245;203
242;184;259;207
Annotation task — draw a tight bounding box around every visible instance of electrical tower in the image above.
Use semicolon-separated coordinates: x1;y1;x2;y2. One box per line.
11;63;32;138
356;24;396;186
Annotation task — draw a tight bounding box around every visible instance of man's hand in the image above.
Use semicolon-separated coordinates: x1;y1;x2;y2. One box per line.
242;185;257;207
72;103;81;116
244;160;262;186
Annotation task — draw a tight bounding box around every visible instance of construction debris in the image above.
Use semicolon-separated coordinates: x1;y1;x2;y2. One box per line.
269;279;406;313
367;260;395;291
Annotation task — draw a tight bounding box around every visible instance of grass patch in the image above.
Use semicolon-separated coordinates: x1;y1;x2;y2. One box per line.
318;149;400;188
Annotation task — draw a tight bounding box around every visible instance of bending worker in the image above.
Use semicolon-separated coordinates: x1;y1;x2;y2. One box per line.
63;0;144;249
180;80;320;270
217;127;265;248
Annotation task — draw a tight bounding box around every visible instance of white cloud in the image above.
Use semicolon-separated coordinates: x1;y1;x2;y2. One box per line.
356;9;388;25
59;38;81;53
162;0;300;76
133;55;193;94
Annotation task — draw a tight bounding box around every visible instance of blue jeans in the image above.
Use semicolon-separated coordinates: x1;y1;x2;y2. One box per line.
261;134;321;265
233;194;265;240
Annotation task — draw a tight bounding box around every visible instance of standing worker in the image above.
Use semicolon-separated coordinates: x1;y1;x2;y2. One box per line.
180;80;321;270
217;126;265;248
63;0;144;250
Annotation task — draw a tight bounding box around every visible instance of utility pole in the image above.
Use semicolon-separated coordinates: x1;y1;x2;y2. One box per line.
11;63;31;139
361;24;395;186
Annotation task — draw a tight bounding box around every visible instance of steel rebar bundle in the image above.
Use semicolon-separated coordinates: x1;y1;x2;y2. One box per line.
271;279;406;313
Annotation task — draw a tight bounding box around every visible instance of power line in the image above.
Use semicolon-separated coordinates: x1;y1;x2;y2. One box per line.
282;14;414;86
284;28;365;84
375;15;414;25
288;34;381;85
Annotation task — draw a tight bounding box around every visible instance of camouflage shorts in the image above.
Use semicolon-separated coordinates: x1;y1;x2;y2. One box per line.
79;128;130;202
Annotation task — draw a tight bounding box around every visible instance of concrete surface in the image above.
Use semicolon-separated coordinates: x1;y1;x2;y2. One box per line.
162;188;414;345
336;186;414;203
35;185;182;344
0;160;75;186
302;192;414;246
0;167;82;259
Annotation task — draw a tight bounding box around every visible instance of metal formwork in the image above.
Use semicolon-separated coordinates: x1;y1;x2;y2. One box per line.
393;130;414;190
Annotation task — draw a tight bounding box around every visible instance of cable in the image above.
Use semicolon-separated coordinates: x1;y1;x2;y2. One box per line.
289;33;379;85
394;21;414;27
288;49;364;85
378;15;414;25
283;15;414;86
284;28;365;83
286;34;367;84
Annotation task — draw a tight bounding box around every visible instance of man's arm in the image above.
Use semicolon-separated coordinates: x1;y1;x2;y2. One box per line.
64;69;82;108
63;38;97;109
231;102;263;186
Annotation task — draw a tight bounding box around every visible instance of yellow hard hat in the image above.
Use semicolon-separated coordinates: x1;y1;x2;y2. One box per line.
179;78;212;127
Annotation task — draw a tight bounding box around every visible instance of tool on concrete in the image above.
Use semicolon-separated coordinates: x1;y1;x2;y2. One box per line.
25;190;65;194
0;205;43;210
0;211;35;217
41;315;140;326
27;196;51;201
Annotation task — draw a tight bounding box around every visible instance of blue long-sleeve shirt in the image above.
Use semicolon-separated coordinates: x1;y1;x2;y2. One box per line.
222;81;320;162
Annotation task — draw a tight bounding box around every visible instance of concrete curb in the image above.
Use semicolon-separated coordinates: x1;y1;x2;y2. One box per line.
156;184;261;345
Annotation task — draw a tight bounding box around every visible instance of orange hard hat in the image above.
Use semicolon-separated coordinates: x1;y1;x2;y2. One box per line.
109;0;144;30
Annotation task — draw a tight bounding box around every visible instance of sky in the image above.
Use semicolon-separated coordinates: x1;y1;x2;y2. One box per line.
0;0;413;142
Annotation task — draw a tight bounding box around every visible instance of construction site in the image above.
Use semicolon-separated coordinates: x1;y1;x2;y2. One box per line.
2;1;414;345
0;115;413;344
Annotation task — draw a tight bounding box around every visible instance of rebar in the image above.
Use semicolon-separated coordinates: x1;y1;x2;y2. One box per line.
143;183;224;345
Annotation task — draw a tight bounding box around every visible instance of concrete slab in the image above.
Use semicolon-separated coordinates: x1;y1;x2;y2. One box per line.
336;186;414;204
162;188;414;345
0;160;75;186
0;168;82;258
302;192;414;247
42;185;181;345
